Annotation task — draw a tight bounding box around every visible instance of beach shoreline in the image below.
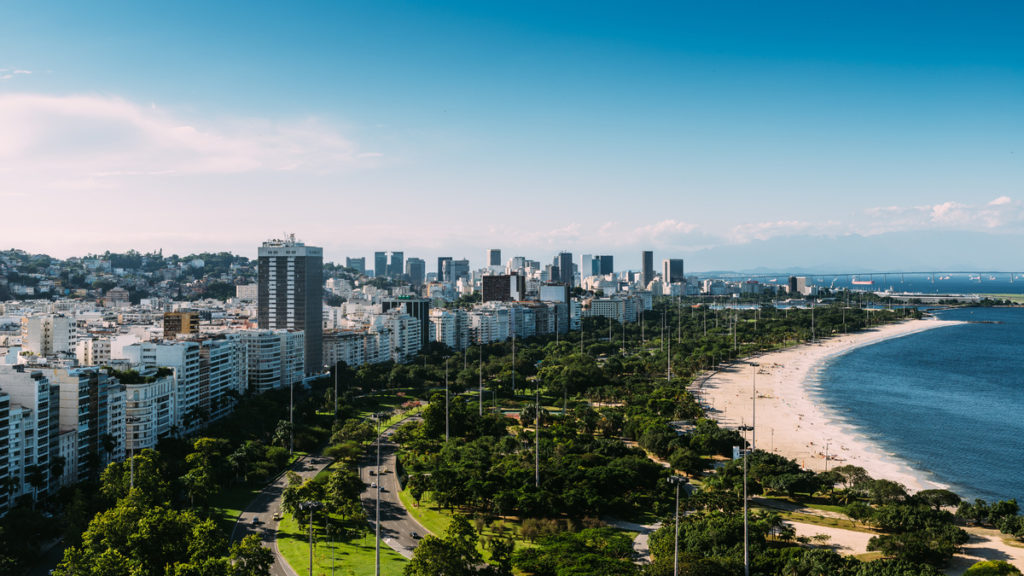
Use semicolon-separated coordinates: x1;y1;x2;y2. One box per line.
694;316;964;492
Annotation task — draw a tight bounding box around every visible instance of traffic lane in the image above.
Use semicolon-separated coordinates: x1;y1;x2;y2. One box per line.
360;439;429;558
231;456;333;576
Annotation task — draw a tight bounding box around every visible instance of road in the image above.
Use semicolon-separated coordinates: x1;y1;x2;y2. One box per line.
231;455;333;576
358;419;430;559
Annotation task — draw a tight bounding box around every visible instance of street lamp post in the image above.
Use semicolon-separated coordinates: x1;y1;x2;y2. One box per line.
333;364;338;415
478;345;483;416
444;356;450;442
667;476;689;576
737;424;754;576
535;383;540;488
373;414;382;576
299;501;322;576
126;416;141;490
289;380;295;455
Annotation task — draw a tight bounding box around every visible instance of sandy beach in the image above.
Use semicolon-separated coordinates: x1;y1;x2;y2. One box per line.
695;316;964;491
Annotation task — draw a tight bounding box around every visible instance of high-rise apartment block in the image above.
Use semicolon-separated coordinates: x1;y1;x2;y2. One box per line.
482;274;525;303
163;311;199;340
258;236;322;373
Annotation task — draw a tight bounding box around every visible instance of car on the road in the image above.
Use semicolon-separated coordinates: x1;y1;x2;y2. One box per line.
272;512;281;521
251;517;263;526
370;482;377;488
410;531;421;539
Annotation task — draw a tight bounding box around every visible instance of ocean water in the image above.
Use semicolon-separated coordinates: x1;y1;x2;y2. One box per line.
815;307;1024;502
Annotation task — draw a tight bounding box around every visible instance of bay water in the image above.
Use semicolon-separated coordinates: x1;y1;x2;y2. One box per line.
815;306;1024;503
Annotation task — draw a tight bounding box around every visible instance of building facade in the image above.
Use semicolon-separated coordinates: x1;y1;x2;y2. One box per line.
258;237;323;373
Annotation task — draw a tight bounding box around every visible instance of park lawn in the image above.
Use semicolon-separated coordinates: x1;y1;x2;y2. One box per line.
398;488;535;562
771;510;877;534
277;513;407;576
981;293;1024;304
209;486;261;533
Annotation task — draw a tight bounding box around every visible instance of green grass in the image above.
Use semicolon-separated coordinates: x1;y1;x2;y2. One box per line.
981;293;1024;304
277;513;408;576
770;510;876;534
209;486;262;533
398;488;452;537
397;488;534;562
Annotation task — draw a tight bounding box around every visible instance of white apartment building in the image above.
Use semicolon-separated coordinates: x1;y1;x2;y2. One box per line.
124;370;176;451
239;330;304;394
75;338;111;367
199;337;243;423
21;314;78;357
50;367;126;484
123;341;202;432
0;365;57;502
323;330;367;368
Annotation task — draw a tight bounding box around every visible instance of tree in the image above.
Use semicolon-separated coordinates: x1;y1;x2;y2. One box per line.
964;560;1024;576
229;535;274;576
404;516;483;576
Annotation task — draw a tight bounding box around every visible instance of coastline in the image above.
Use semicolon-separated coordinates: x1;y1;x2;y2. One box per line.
694;316;964;492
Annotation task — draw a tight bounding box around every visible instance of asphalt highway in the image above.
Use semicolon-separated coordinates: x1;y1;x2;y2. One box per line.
231;455;333;576
358;419;430;559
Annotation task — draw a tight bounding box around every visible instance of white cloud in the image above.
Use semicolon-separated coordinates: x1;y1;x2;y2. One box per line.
0;93;379;189
0;68;32;81
861;196;1024;234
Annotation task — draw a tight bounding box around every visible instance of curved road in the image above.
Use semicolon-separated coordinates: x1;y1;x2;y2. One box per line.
358;418;430;559
230;455;333;576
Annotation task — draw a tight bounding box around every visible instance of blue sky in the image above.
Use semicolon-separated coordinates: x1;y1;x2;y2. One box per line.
1;1;1022;271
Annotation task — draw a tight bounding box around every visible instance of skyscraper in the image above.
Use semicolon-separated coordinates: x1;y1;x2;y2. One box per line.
556;252;574;286
580;254;594;279
488;249;502;267
388;251;404;279
345;257;365;274
641;251;654;287
662;258;685;284
596;255;614;276
258;236;323;373
438;256;453;283
406;257;426;286
374;252;388;278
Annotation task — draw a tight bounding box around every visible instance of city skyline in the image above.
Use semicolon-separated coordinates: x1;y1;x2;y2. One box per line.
1;2;1022;269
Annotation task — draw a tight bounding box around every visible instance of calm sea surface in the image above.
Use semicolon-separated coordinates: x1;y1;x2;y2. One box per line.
815;307;1024;502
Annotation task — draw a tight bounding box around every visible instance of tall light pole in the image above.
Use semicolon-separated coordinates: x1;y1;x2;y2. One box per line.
751;362;758;452
333;363;338;415
299;501;322;576
535;383;540;488
444;357;450;442
374;414;382;576
289;380;295;455
738;424;753;576
126;416;140;490
478;345;483;416
667;476;689;576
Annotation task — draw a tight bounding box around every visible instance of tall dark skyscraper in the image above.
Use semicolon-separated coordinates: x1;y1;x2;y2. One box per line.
641;251;654;287
388;251;404;279
345;257;365;274
556;251;574;286
663;258;685;284
596;255;614;276
438;256;453;283
374;251;388;278
405;257;426;286
258;236;322;373
488;249;502;267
